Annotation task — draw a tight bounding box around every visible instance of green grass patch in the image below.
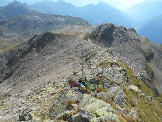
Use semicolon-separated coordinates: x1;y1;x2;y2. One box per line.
118;60;152;96
83;33;90;41
124;88;162;122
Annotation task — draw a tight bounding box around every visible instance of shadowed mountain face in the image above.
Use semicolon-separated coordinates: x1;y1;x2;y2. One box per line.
0;0;33;20
30;1;132;27
138;15;162;44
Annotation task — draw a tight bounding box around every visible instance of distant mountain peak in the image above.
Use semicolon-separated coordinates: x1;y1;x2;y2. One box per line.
8;0;23;7
56;0;73;6
97;1;111;7
0;0;34;21
97;1;106;5
57;0;65;3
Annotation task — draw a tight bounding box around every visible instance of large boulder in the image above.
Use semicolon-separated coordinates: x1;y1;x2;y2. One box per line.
79;94;119;121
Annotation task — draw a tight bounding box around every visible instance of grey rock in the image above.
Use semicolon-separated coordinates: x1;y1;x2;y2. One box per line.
105;86;124;104
104;79;111;88
97;92;106;98
49;103;67;119
19;112;32;121
79;94;119;121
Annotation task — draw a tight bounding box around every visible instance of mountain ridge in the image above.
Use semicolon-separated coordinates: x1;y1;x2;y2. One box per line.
0;1;161;121
0;12;90;54
0;24;161;121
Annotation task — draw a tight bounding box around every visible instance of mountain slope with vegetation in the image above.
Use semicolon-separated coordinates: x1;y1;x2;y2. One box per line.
0;23;161;121
0;13;90;54
0;1;90;55
0;13;89;35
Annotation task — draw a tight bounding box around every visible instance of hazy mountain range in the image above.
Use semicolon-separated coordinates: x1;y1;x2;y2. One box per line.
127;0;162;43
138;14;162;43
0;0;161;44
127;0;162;29
30;0;132;27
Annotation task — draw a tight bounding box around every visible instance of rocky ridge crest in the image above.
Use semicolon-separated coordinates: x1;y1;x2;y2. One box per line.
0;23;161;121
90;23;162;95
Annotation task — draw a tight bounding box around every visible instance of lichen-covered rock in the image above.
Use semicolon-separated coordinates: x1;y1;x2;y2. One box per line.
49;103;66;119
65;89;84;102
79;94;119;121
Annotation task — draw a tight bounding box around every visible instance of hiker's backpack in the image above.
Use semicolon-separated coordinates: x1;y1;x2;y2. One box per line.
78;78;91;91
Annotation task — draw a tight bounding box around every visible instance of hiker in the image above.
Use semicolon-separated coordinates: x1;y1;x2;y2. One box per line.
68;78;91;94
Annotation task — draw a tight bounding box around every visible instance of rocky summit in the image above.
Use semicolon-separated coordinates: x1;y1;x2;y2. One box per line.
0;23;161;122
90;23;162;95
0;0;33;21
